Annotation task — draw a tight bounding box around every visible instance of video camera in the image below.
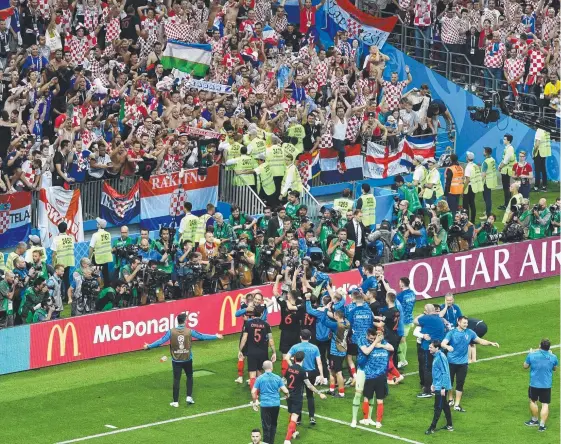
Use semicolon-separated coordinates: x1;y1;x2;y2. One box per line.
81;278;100;297
319;206;341;225
467;91;504;124
115;244;139;261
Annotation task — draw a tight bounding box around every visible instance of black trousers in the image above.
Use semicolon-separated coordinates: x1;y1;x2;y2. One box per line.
417;342;425;387
447;194;460;215
501;174;511;206
533;155;547;188
260;406;280;444
354;246;363;265
172;360;193;402
483;184;492;217
305;370;318;418
464;188;476;224
430;391;453;429
387;334;401;369
317;339;330;380
419;349;434;394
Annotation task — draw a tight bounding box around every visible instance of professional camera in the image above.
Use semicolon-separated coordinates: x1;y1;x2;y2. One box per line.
339;240;348;248
487;232;503;244
115;244;139;261
412;220;423;230
550;204;559;213
533;204;540;212
467;91;504;124
81;278;100;297
144;268;170;288
13;275;24;288
448;224;462;236
259;245;275;264
319;206;341;225
285;256;300;269
398;224;407;234
427;224;437;237
502;220;524;242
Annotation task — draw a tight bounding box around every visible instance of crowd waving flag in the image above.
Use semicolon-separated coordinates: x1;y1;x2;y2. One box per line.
38;187;84;248
322;0;398;47
0;0;13;19
100;182;140;226
139;166;219;230
0;192;31;248
363;136;436;179
320;143;364;183
161;41;212;77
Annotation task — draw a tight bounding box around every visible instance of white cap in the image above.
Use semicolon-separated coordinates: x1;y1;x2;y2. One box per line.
96;218;107;229
413;155;425;163
466;151;475;160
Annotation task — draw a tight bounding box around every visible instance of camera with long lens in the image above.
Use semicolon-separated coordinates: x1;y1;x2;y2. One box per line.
339;240;348;248
549;204;559;214
13;275;24;288
533;204;540;212
487;232;503;244
81;278;100;298
427;224;436;237
319;206;341;225
448;224;462;236
115;244;139;261
285;256;300;269
144;268;170;288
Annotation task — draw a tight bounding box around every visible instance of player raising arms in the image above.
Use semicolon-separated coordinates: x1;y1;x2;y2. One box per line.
273;273;303;377
239;305;276;391
283;351;327;444
320;308;350;398
441;316;500;412
352;329;393;429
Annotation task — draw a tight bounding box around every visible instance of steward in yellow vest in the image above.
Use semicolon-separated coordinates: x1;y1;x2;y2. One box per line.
179;201;200;244
422;159;444;200
355;183;376;227
52;226;75;268
333;188;354;214
225;146;257;186
464;160;483;194
499;135;516;177
89;219;112;265
254;155;276;197
266;144;285;178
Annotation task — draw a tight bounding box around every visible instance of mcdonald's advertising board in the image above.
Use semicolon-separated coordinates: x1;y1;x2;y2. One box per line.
3;237;557;375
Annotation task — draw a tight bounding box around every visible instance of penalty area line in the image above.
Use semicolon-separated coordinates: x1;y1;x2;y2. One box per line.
402;344;561;377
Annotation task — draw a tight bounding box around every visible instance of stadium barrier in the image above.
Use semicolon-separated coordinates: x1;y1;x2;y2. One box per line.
1;237;559;376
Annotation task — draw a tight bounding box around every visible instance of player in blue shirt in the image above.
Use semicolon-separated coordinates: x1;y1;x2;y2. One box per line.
523;339;559;432
143;313;223;407
356;262;378;293
252;360;289;444
345;290;373;386
415;304;446;398
441;316;500;412
320;308;350;398
285;329;324;425
439;294;463;329
351;329;393;429
425;340;453;435
396;277;416;368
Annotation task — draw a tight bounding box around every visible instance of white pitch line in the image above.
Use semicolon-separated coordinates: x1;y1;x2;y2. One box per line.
280;405;425;444
103;426;117;430
402;344;560;377
56;344;561;444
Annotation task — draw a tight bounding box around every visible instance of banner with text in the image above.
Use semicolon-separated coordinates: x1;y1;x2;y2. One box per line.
139;166;219;230
0;191;31;248
1;238;556;375
38;187;84;248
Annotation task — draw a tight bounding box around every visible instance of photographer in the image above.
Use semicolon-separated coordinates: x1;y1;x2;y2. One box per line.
253;231;280;284
275;218;294;247
46;264;65;319
528;198;551;240
0;270;17;329
548;198;560;236
392;225;407;261
71;267;100;316
427;218;449;256
473;215;499;248
327;229;355;272
405;215;430;258
234;236;256;289
20;277;48;324
316;207;340;254
285;190;302;221
229;205;256;241
448;210;475;253
210;245;236;291
27;249;53;282
154;227;177;278
96;280;131;311
31;296;56;323
176;242;204;297
213;212;235;250
138;238;163;263
396;200;413;228
395;175;422;214
112;226;134;269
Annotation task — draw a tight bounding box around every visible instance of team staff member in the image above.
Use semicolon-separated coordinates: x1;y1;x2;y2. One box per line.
524;339;559;432
439;294;463;328
512;151;533;199
355;329;394;429
480;147;497;220
88;218;112;285
252;360;289;444
441;316;500;412
415;304;446;398
285;329;324;425
50;222;75;294
239;305;276;391
425;340;454;434
498;133;516;210
143;313;223;407
179;202;200;245
283;351;327;443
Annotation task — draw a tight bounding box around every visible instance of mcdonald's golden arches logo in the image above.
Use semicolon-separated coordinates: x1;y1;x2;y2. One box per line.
47;322;80;362
219;294;244;332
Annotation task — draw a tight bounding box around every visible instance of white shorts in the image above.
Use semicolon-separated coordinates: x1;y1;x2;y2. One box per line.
355;369;366;393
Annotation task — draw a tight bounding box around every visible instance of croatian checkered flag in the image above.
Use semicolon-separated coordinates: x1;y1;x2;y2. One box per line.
347;18;360;37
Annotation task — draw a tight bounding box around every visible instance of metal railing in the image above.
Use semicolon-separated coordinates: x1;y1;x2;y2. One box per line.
219;167;266;216
301;186;322;221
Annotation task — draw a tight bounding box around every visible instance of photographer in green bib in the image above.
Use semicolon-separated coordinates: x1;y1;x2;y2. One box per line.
528;198;551;240
284;190;302;222
463;151;483;224
316;207;340;254
355;183;376;229
427;217;449;256
229;205;256;241
480;147;498;220
548;198;560;236
327;228;355;272
395;175;422;214
89;218;112;286
112;225;133;270
473;214;499;247
20;277;48;324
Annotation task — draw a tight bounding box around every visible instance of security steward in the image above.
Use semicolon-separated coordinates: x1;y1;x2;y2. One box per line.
355;183;376;229
51;222;75;295
333;188;355;214
444;154;464;215
144;312;223;407
88;218;112;285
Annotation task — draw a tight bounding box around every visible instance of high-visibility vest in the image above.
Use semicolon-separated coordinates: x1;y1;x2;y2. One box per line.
180;213;200;243
287;124;306;153
483;157;498;189
225;142;242;171
358;193;376;227
415;165;428;187
422;169;444;199
255;161;275;196
233;155;257;186
54;233;75;267
281;164;303;194
0;252;5;271
282;142;300;159
466;163;484;193
93;230;112;264
502;192;523;224
333;198;354;213
195;214;212;245
447;164;464;195
266;145;285;177
248;137;266;158
500;145;516;176
535;129;551;157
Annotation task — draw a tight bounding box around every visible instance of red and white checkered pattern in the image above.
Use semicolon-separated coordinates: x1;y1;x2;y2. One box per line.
347;18;360;37
541;15;559;41
65;34;97;66
314;59;329;87
345;115;361;142
254;0;271;23
526;48;546;85
141;17;159;39
169;188;186;216
318;120;333;149
83;8;100;34
440;16;463;45
480;9;499;28
414;0;432;27
381;80;407;110
38;0;50;20
503;57;525;84
164;20;201;43
504;0;522;22
484;42;506;68
271;14;288;33
0;210;9;234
